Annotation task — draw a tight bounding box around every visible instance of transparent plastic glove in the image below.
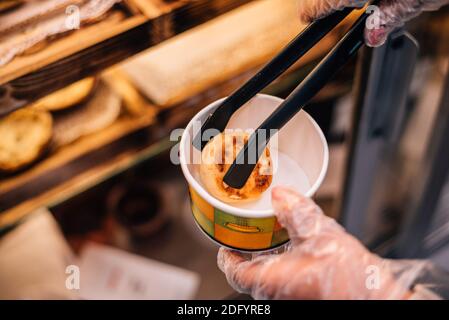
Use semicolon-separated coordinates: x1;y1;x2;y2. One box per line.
298;0;449;47
218;186;430;300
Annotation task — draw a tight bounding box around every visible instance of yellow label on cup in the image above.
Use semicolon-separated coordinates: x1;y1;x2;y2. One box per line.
188;186;289;251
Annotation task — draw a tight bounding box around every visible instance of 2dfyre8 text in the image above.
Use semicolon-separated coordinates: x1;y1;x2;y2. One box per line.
177;304;271;317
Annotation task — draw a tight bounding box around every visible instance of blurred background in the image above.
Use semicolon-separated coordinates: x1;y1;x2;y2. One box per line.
0;0;448;299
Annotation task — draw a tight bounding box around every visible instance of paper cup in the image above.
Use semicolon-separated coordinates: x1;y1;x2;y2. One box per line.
180;94;329;252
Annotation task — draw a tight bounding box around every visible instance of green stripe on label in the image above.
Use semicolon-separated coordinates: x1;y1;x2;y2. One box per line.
214;208;276;233
192;203;214;236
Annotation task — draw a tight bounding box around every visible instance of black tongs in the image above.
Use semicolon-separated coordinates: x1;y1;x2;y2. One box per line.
193;3;377;189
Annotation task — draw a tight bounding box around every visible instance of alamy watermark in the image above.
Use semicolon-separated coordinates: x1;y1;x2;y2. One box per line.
365;5;382;31
365;265;381;290
65;265;80;290
65;5;81;30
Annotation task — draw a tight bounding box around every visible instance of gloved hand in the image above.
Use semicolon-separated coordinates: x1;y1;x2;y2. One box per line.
218;186;428;299
297;0;449;47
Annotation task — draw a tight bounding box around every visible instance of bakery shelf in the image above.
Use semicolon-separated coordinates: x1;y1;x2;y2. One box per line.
0;61;291;229
0;113;158;225
0;66;248;229
0;55;350;230
0;0;356;229
0;136;175;229
0;0;253;116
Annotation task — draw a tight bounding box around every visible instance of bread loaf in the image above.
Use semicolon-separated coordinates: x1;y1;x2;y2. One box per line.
0;108;53;172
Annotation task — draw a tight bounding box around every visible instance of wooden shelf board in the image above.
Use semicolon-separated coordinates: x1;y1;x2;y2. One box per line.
0;137;175;228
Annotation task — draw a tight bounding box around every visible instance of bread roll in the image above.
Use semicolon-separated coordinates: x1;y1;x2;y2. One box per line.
0;108;52;172
51;81;121;147
31;77;96;111
200;132;272;203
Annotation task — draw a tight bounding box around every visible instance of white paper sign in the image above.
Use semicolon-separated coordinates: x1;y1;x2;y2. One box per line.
79;243;200;300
